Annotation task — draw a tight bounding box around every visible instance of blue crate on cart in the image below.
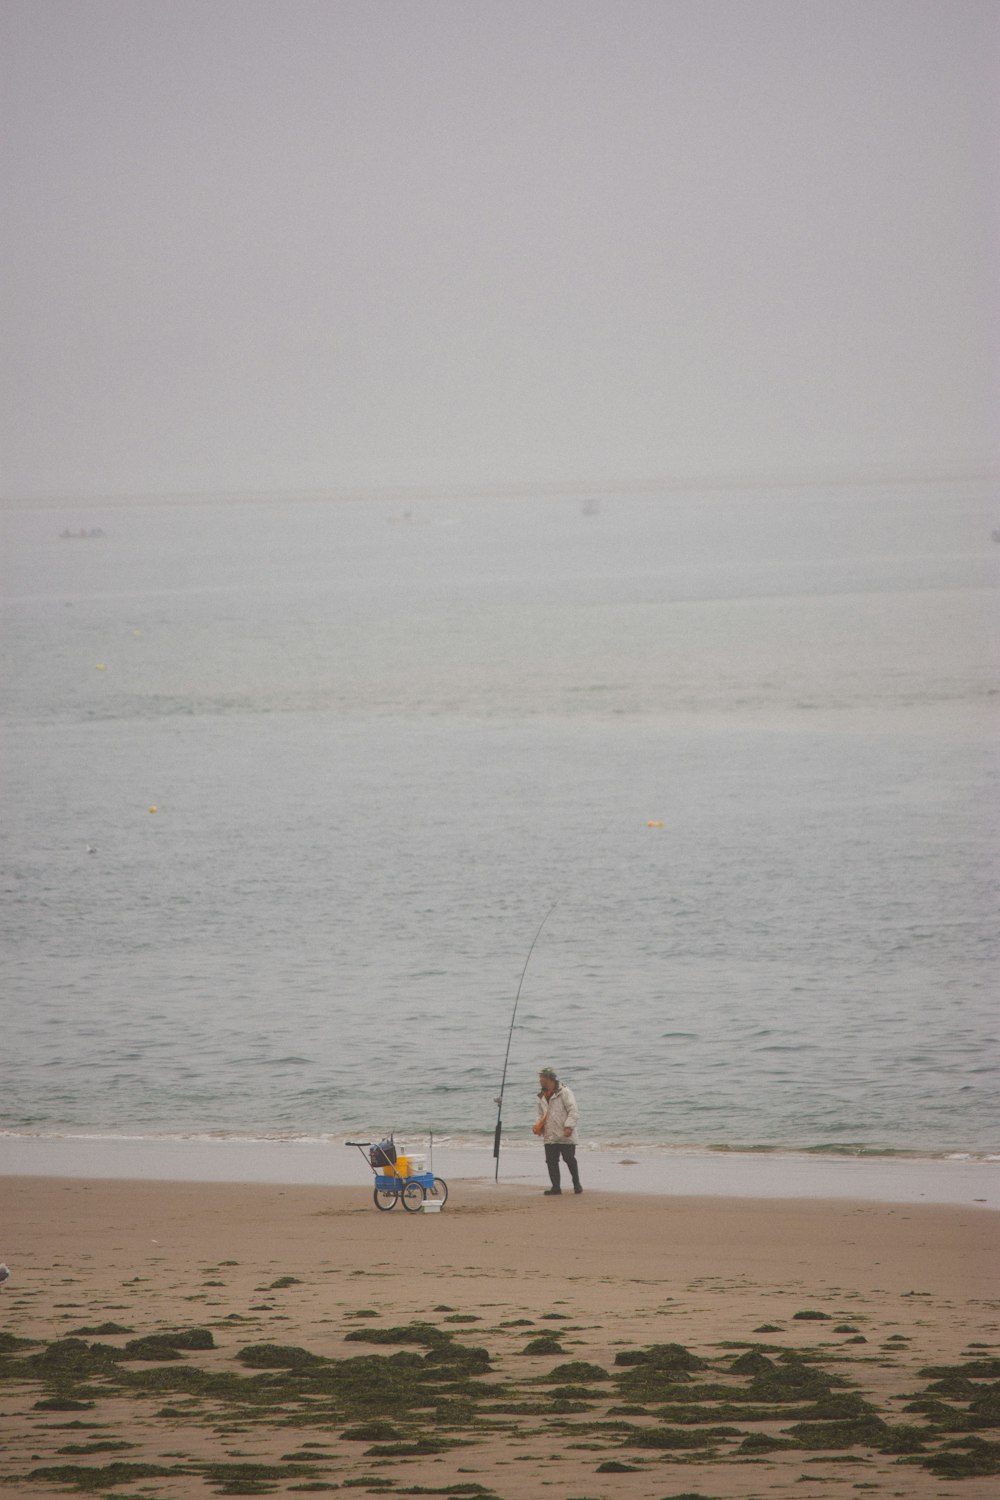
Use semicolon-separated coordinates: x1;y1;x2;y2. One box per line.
375;1171;435;1190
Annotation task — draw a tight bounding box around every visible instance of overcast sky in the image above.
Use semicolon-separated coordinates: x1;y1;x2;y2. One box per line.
2;0;997;500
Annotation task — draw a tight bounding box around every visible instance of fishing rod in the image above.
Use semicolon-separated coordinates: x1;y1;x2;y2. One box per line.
492;900;560;1182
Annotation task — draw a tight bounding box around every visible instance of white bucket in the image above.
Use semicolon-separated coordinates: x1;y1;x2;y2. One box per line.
408;1154;427;1174
420;1198;443;1213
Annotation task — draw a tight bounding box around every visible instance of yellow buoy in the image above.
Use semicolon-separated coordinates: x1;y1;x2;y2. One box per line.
95;663;106;671
647;820;664;827
148;805;158;814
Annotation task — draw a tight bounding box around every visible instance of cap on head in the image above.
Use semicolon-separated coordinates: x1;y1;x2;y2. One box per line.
539;1067;558;1081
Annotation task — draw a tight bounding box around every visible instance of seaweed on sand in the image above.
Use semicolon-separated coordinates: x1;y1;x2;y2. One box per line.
121;1329;215;1360
387;1486;499;1496
623;1423;738;1450
25;1461;176;1491
922;1358;1000;1380
518;1334;564;1355
32;1398;96;1411
652;1380;744;1402
783;1392;877;1420
236;1345;326;1369
537;1361;610;1383
655;1494;718;1500
197;1460;323;1492
614;1343;706;1373
54;1442;133;1455
340;1419;404;1441
745;1355;845;1402
728;1349;777;1376
782;1415;890;1449
969;1387;1000;1428
737;1433;800;1454
68;1323;133;1337
0;1333;40;1352
903;1361;1000;1435
5;1318;995;1494
23;1459;330;1494
612;1343;708;1400
362;1439;469;1457
53;1329;494;1426
344;1323;452;1348
872;1424;934;1454
422;1342;490;1374
1;1336;123;1404
923;1373;979;1397
916;1437;1000;1479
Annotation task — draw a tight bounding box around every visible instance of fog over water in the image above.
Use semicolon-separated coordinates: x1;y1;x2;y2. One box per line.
2;486;997;1156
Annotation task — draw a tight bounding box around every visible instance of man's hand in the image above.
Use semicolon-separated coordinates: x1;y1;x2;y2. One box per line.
563;1128;572;1137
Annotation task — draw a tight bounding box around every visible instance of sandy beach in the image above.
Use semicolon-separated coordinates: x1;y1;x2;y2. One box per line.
2;1175;998;1499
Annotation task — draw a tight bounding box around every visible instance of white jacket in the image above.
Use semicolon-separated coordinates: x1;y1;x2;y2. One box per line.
536;1083;579;1144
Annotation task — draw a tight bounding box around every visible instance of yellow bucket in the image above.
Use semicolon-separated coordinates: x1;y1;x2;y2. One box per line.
393;1155;410;1177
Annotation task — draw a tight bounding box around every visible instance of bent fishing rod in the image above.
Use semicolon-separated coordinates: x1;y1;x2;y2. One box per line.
492;900;560;1181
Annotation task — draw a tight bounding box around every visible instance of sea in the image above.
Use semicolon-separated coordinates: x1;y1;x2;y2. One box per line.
2;481;998;1179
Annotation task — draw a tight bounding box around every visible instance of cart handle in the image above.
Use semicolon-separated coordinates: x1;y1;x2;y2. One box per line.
345;1140;371;1147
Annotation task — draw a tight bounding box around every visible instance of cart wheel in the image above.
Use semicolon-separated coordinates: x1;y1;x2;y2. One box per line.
401;1179;426;1212
374;1185;398;1211
425;1177;448;1207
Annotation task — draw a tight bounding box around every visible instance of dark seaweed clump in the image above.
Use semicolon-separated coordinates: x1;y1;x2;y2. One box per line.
26;1462;175;1492
624;1423;740;1450
237;1345;326;1369
122;1329;215;1360
69;1324;133;1337
539;1361;610;1383
0;1333;40;1353
344;1322;451;1348
518;1334;564;1355
614;1342;707;1372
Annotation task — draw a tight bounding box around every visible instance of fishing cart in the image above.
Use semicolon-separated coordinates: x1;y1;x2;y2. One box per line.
346;1136;449;1212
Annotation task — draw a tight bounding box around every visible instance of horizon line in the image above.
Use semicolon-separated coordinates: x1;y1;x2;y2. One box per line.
3;467;998;510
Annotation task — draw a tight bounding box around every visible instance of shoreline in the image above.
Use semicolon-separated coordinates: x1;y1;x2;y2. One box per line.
2;1175;998;1499
2;1131;998;1207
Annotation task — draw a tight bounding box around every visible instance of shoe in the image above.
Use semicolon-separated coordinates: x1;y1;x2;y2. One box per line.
573;1185;583;1194
543;1188;561;1195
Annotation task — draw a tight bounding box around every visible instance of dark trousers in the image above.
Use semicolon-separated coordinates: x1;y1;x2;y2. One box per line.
544;1141;581;1191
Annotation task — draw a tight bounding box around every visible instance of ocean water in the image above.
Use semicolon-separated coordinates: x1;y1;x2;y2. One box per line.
1;483;998;1160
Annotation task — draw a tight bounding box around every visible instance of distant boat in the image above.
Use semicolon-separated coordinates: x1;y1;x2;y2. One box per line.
60;527;105;539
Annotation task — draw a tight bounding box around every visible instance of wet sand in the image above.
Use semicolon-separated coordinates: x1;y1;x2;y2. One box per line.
2;1175;998;1499
4;1133;998;1207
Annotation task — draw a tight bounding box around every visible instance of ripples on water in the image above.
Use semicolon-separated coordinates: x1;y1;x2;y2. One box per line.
1;485;998;1154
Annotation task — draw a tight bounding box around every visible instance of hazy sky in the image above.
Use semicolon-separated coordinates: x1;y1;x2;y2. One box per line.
2;0;997;500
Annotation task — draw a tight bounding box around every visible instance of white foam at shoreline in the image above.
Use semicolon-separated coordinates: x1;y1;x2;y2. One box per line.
1;1133;996;1208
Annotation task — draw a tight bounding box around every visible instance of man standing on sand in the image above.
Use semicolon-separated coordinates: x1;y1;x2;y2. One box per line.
534;1067;582;1195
